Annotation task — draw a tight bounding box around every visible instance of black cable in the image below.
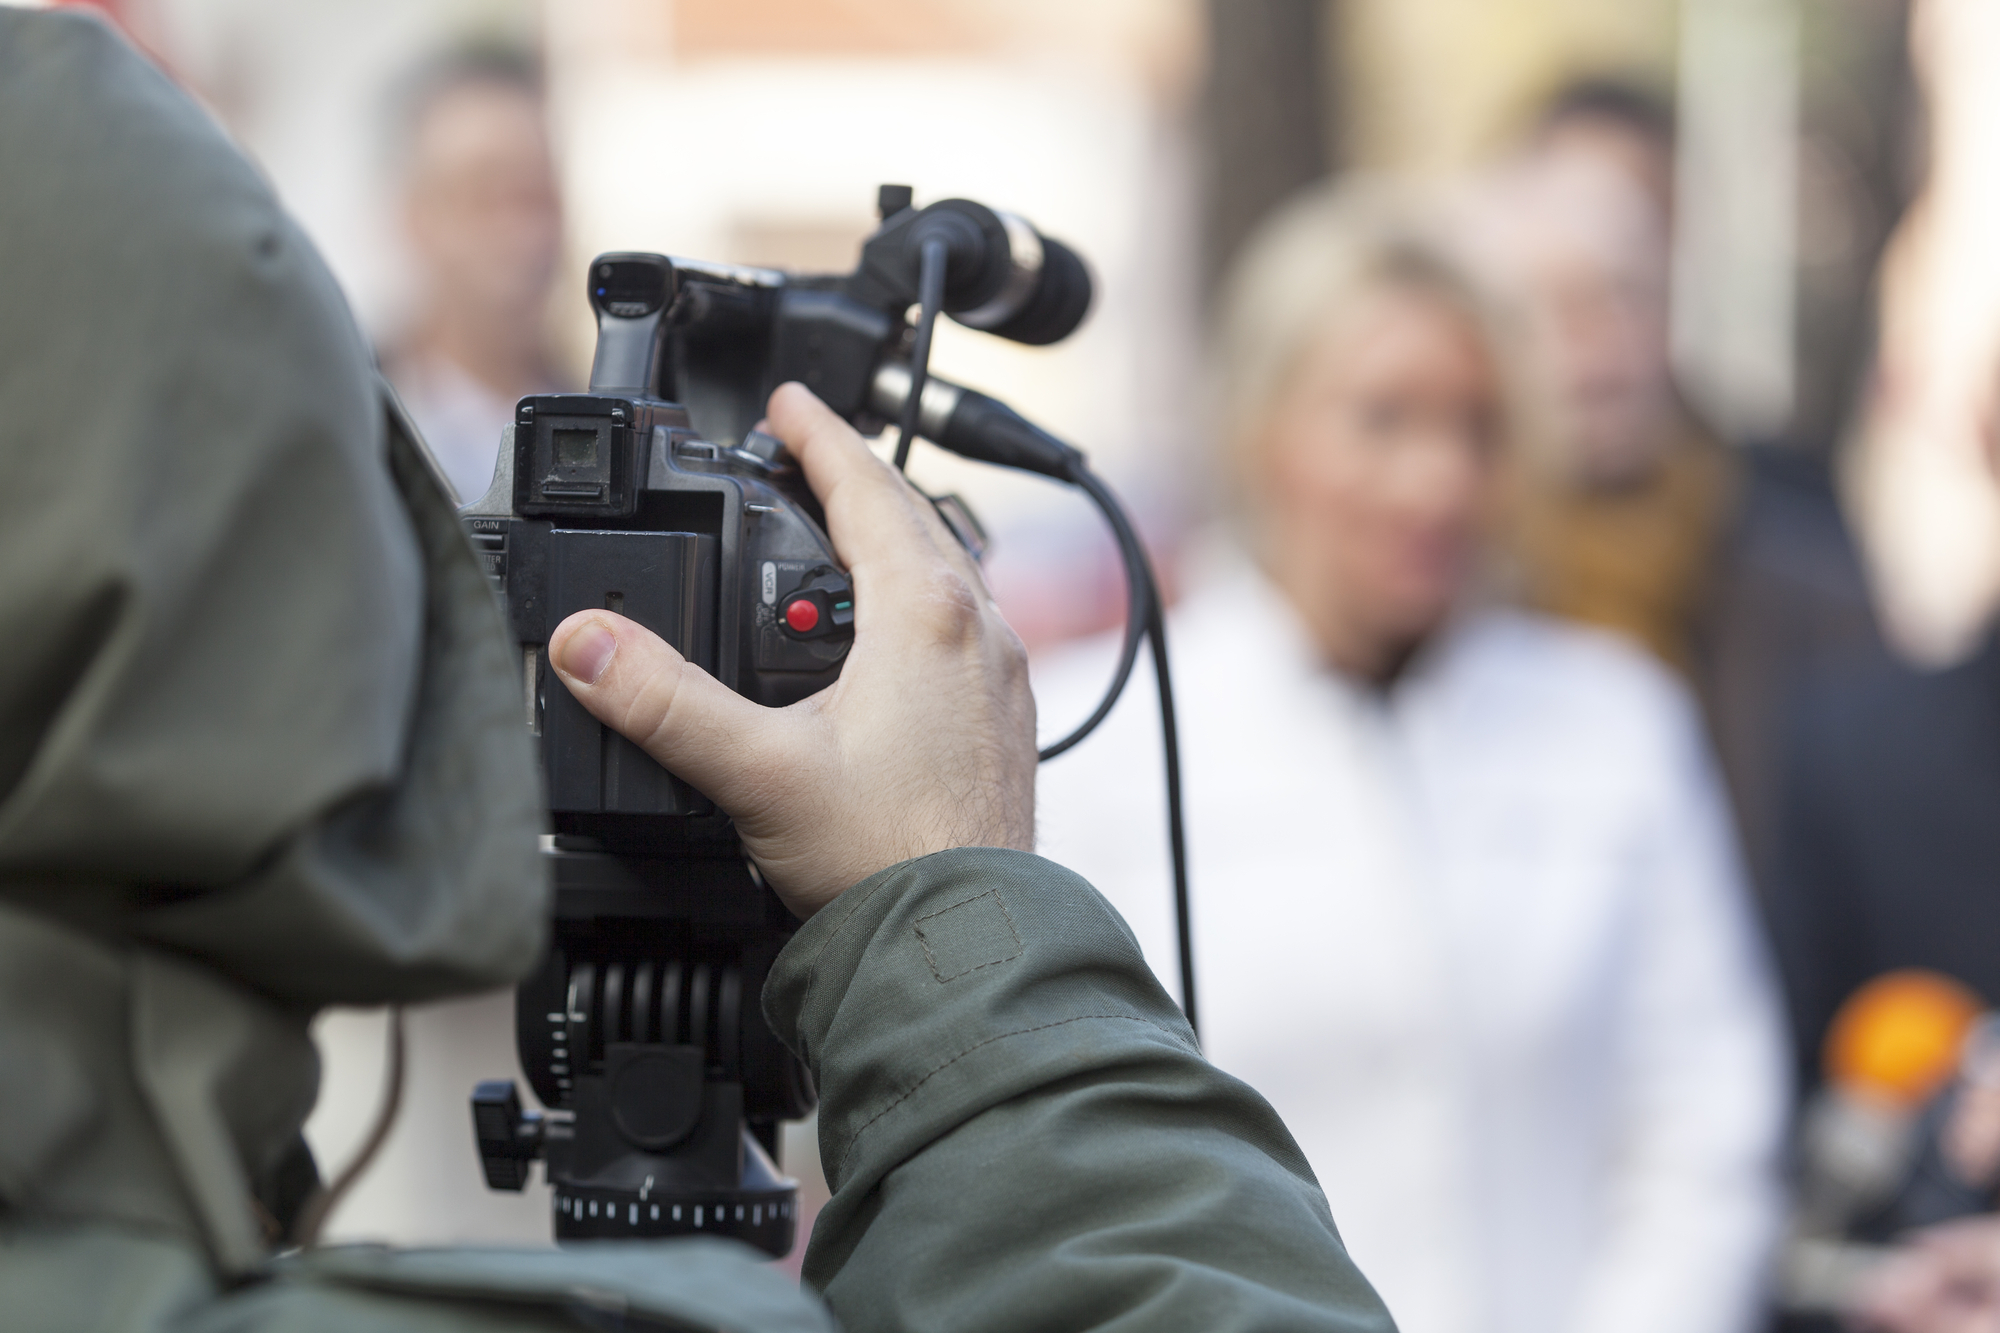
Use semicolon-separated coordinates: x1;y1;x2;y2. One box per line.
1040;464;1196;1035
893;237;948;473
1144;584;1195;1037
1037;469;1147;762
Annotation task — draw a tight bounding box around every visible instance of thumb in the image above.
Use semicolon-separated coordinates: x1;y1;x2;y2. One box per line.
547;610;786;813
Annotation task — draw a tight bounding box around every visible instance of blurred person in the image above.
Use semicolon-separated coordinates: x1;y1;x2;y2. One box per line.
1034;180;1788;1333
380;44;567;503
0;12;1401;1330
1480;79;1879;892
1482;80;1719;666
1532;80;1678;223
1766;610;2000;1095
1763;371;2000;1332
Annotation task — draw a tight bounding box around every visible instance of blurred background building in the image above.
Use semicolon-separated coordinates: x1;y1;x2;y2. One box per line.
36;0;2000;1297
62;0;1981;670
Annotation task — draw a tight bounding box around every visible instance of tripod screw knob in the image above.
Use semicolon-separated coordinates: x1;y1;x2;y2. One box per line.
471;1079;544;1191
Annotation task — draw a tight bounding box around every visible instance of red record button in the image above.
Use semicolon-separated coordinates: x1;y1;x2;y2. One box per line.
784;597;820;634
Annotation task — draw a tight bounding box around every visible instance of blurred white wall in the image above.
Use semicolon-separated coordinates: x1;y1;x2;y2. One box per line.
1672;0;1799;443
551;53;1189;522
1342;0;1676;171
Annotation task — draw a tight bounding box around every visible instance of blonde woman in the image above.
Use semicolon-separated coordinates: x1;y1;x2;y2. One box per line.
1034;182;1786;1333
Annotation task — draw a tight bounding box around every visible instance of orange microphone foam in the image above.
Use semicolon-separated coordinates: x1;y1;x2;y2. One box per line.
1825;969;1986;1108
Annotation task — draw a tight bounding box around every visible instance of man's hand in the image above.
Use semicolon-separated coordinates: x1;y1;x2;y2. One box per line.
544;382;1037;918
1853;1216;2000;1333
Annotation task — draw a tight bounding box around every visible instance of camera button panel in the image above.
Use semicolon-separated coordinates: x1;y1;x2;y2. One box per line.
775;569;854;643
754;560;855;674
467;518;508;588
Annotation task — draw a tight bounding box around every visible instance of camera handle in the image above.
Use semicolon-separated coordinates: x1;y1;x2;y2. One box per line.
586;253;676;395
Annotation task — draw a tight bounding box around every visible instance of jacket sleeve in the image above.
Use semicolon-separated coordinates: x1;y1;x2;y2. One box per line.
1562;700;1790;1333
763;848;1397;1333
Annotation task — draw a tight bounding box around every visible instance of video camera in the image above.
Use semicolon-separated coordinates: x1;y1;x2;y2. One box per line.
457;186;1187;1258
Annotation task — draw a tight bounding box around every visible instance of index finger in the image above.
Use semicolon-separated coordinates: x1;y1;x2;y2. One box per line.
765;381;984;592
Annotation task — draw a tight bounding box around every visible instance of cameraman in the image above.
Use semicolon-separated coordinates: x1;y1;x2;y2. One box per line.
0;10;1393;1332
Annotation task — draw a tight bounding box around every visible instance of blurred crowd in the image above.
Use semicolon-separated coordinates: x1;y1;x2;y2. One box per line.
94;0;2000;1330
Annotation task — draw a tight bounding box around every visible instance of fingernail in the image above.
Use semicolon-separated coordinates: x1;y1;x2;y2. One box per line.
557;622;617;684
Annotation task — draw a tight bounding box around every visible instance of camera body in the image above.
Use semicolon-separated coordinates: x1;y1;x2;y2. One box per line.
463;191;1092;1255
473;392;853;839
464;395;849;1254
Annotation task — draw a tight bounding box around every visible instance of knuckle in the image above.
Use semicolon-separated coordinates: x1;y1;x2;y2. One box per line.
993;617;1030;677
916;568;984;643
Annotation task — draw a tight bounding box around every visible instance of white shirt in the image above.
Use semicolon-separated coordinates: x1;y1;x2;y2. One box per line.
1032;555;1786;1333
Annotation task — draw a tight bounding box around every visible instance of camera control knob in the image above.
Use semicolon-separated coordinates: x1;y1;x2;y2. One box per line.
470;1079;544;1191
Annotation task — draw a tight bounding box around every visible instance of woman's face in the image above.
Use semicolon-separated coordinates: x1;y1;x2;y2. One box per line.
1253;282;1502;670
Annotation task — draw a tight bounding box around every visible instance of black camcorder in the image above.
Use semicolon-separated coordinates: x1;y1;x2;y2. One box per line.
459;186;1145;1257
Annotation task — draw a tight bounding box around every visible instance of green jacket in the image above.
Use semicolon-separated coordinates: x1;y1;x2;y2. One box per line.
2;848;1396;1331
0;9;1395;1331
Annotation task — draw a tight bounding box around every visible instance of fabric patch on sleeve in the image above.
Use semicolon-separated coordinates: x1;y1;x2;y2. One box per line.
912;889;1023;982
